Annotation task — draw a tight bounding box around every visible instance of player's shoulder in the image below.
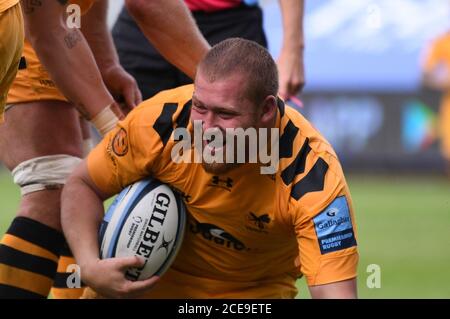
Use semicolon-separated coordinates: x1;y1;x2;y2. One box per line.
126;84;194;129
277;103;345;202
280;103;336;161
277;104;349;221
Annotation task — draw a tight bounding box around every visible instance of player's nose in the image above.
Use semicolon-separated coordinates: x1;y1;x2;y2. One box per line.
202;112;219;131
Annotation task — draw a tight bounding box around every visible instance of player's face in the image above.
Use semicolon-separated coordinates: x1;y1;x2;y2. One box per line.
192;71;262;174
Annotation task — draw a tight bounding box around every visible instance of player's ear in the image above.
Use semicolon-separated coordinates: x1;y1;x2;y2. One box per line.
259;95;277;126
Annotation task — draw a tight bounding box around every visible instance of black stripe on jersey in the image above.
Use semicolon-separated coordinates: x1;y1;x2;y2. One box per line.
0;245;57;279
291;157;329;200
153;103;178;146
281;138;312;185
0;284;45;299
19;57;27;70
279;120;299;159
277;97;285;117
175;100;192;129
52;272;86;288
59;242;73;258
6;217;63;257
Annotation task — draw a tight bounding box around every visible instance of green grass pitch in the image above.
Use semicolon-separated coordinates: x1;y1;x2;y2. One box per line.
1;170;449;298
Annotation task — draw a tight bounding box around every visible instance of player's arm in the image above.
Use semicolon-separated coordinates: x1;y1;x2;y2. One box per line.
309;278;357;298
62;101;171;297
292;155;358;298
61;161;159;298
21;0;122;135
277;0;305;99
125;0;210;79
81;0;142;113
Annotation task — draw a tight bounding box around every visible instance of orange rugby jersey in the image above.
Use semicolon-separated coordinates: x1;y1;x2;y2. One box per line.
87;84;359;298
422;33;450;159
7;0;95;104
423;32;450;103
0;0;18;12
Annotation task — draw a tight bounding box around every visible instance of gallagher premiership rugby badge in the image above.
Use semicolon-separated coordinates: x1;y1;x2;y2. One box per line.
313;196;357;254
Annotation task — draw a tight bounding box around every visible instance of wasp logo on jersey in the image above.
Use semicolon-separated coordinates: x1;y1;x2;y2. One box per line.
208;176;234;191
245;212;271;234
189;220;247;251
313;196;357;254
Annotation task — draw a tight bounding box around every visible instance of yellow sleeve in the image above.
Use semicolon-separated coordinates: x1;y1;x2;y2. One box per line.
87;112;162;196
87;85;194;195
291;154;359;286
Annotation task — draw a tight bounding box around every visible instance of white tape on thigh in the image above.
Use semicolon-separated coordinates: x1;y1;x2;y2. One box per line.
12;155;82;196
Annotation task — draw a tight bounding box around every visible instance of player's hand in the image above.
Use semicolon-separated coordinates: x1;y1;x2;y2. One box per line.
101;65;143;115
277;47;305;100
81;256;159;299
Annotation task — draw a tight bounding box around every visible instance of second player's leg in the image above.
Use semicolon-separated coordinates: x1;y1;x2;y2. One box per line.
0;100;83;298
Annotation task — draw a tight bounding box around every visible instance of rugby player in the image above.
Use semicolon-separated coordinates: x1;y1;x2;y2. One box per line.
422;31;450;176
62;38;359;299
0;0;23;123
0;0;209;298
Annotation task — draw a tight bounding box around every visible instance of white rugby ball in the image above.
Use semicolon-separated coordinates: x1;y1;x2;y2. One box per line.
98;178;186;281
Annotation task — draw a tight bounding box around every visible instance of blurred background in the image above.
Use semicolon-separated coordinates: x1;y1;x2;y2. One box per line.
1;0;449;298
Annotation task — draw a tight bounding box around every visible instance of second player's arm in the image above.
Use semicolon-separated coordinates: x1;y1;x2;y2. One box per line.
21;0;120;130
82;0;142;112
277;0;305;99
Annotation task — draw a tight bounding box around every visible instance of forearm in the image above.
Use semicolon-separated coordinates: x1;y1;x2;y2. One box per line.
279;0;304;52
61;164;160;298
81;0;120;74
126;0;210;79
22;3;114;119
61;170;106;272
309;278;358;299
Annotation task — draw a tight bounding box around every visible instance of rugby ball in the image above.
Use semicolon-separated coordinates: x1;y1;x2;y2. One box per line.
98;178;186;281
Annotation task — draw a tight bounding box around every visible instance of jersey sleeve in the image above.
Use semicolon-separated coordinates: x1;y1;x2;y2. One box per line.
290;152;359;287
87;85;194;195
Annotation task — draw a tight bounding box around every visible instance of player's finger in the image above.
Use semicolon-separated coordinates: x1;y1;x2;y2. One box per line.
116;255;145;270
290;83;302;96
123;83;137;109
126;275;160;294
278;87;289;101
134;86;142;106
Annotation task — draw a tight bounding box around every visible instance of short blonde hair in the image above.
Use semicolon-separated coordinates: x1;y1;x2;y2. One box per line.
197;38;279;106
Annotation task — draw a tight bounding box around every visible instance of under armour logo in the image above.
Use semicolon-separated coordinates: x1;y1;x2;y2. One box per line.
171;187;192;203
210;176;233;191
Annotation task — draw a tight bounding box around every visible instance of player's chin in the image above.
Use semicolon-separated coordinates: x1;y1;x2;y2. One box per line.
201;161;240;175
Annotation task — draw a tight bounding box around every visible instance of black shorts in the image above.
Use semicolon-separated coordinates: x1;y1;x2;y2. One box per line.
112;4;267;99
